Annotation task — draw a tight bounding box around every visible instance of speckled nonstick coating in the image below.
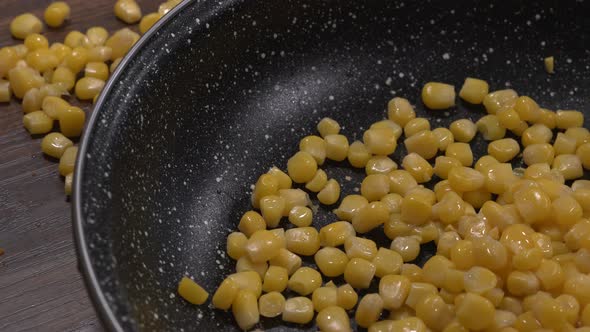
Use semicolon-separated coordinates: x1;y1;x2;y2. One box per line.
73;0;590;330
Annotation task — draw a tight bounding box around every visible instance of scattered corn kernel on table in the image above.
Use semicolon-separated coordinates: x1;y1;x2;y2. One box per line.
0;1;161;330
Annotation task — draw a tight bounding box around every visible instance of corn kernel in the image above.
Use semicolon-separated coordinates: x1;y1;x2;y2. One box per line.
432;127;455;151
324;134;349;161
344;257;375;289
556;110;584;129
319;221;356;247
336;284;358;310
268;248;301;275
258;291;285;318
402;153;434;183
388;169;419;196
391;236;421;262
41;132;73;158
405;130;438;159
356;293;384;328
514;96;541;122
317;117;340;137
422;82;455;109
140;13;162;34
317;178;340;205
314;247;348;277
23;111;53;135
351;201;388;233
177;276;208;305
459;77;489;104
285;227;320;256
316;306;351;332
483;89;518;114
387;97;416;126
553;154;583;180
10;13;43;39
232;290;259;329
404;117;431;137
445;142;473;167
44;2;70;28
363;127;397;155
105;28;140;60
305;168;328;192
114;0;142;24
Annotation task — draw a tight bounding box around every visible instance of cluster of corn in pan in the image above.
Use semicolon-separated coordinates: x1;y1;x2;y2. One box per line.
178;77;590;332
0;0;181;195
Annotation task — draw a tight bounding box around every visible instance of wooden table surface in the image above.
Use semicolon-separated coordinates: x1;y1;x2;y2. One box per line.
0;1;160;331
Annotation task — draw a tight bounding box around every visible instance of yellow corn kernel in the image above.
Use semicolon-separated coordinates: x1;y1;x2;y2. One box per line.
462;189;491;209
226;232;248;260
244;230;283;263
400;188;433;225
462;266;497;294
404;129;438;159
278;188;308;216
363;127;397;155
0;47;19;78
324;134;349;161
63;47;88;74
285;227;320;256
336;284;358;310
255;194;291;225
507;271;540;296
445;142;473;166
387;97;416;126
356;293;384;328
75;77;105;100
87;45;113;62
10;13;43;39
316;306;351;332
257;291;285;318
114;0;142;24
228;271;263;298
22;87;44;113
237;211;265;237
523;143;555;166
44;2;70;28
212;277;239;310
448;166;484;192
268;248;301;275
314;247;348;277
41;132;73;158
23;111;53;135
371;119;403;138
483;163;514;194
51;67;75;91
287;153;321;186
311;287;338;312
552;195;583;227
64;31;89;49
49;43;71;64
236;255;267;279
282;297;314;324
557;110;584;129
450;119;477;143
459;77;489;104
264;167;290;191
359;174;389;202
140;12;161;34
373;247;403;278
437;231;461;257
261;265;288;293
0;80;11;102
450;239;475;270
24;34;48;52
58;146;78;176
379;275;411;310
344;258;375;289
563;273;590;306
317;178;340;205
333;195;367;221
422;255;454;288
110;57;123;73
404;282;437;309
303;169;327;193
58;106;85;137
577;142;590;170
391;236;421;262
402;152;434;183
553;154;584;180
381;193;403;214
317;117;340;137
352;201;389;234
442;268;465;293
345;140;371;168
8;66;44;99
177;276;208;305
287;206;312;227
232;290;259;330
383;214;411;239
416;293;454;331
318;222;355;248
365;156;397;175
388;169;418;196
251;173;279;208
288;267;322;296
84;27;109;47
400;263;424;282
497;108;522;130
476;114;506;141
522;124;552;147
514;96;541;122
544;56;555;74
488;138;520;162
344;236;377;260
300;135;326;165
105;28;140;60
483;89;518;114
565;127;590;147
422;82;455;109
455;293;495;330
404;117;431;137
428;129;454;155
411;222;439;244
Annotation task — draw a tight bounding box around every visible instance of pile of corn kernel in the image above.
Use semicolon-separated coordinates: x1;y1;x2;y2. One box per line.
178;78;590;332
0;0;181;195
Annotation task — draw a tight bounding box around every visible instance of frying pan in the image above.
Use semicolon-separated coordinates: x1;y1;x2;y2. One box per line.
73;0;590;330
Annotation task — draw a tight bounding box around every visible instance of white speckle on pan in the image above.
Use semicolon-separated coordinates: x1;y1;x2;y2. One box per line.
442;53;450;60
398;72;405;78
385;77;392;86
328;95;334;101
260;53;266;59
567;58;573;63
169;293;175;299
216;177;222;182
252;20;257;26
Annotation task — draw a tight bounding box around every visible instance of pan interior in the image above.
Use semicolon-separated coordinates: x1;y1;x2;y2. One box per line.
78;0;590;330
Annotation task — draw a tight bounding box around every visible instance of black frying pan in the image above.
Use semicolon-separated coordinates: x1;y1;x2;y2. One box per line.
73;0;590;330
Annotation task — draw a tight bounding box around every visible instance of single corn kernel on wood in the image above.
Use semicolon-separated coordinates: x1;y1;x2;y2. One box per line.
105;28;140;60
422;82;456;110
58;146;78;176
10;13;43;39
0;80;11;102
75;77;105;100
282;297;314;324
258;291;285;318
23;111;53;135
0;47;19;78
42;96;70;119
232;290;259;330
58;106;85;137
459;77;489;104
316;306;351;332
114;0;143;24
24;34;48;51
41;132;73;158
8;66;45;99
140;12;161;34
177;276;209;305
44;2;70;28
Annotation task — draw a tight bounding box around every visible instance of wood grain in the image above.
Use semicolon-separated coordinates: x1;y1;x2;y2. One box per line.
0;1;160;331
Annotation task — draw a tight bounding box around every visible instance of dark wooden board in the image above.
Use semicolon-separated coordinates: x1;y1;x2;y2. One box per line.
0;1;160;330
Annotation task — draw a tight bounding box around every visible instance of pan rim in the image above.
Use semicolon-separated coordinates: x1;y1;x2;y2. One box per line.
72;0;193;331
